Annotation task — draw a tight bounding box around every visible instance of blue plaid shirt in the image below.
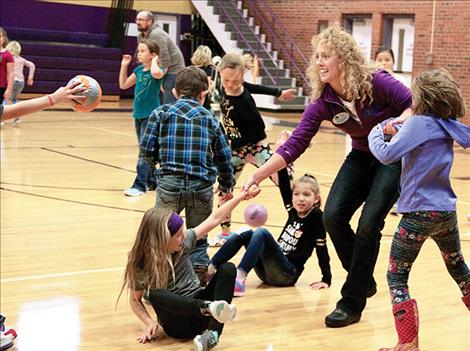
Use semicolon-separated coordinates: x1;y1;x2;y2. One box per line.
140;96;234;192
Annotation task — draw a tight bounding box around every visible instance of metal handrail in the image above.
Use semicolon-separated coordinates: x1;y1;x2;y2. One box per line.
245;0;310;89
217;0;279;85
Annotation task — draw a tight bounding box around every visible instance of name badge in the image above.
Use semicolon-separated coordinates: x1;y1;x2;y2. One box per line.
332;112;350;125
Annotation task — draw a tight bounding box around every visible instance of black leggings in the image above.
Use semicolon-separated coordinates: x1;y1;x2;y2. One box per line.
148;262;236;339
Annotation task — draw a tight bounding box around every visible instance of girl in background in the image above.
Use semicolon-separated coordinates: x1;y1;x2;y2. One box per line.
210;171;331;297
0;27;14;116
190;45;216;112
369;68;470;351
119;39;164;197
211;52;297;246
4;40;35;125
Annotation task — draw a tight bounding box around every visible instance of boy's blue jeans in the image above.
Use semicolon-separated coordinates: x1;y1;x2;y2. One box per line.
132;117;156;192
211;228;297;286
156;175;213;267
323;149;401;315
162;74;177;104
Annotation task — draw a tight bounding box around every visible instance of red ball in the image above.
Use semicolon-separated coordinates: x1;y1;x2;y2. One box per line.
244;204;268;227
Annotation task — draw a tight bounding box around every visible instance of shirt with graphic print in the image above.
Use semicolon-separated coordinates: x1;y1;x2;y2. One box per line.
276;169;332;285
220;82;281;150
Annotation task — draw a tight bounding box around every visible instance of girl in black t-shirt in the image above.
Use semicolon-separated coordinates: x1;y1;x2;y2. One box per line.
212;53;297;245
210;172;331;297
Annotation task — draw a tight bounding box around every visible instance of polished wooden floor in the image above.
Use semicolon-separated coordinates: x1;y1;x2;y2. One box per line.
1;106;469;351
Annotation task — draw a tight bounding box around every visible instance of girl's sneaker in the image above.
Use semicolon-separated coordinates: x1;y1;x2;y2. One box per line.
208;232;233;247
0;325;17;351
208;300;236;323
193;330;218;351
234;278;246;297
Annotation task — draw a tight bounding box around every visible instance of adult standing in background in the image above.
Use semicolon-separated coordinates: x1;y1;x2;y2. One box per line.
135;11;185;104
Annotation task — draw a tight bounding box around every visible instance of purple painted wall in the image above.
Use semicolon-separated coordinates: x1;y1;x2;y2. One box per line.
0;0;110;34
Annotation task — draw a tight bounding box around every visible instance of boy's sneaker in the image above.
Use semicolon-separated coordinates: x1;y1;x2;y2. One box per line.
234;278;246;297
0;325;17;351
123;188;144;197
208;232;233;247
208;300;236;323
193;330;218;351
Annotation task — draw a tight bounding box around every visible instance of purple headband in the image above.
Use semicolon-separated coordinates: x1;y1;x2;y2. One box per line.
168;212;183;235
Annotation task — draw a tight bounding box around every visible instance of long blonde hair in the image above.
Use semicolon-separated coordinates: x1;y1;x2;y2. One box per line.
117;208;181;305
307;25;375;104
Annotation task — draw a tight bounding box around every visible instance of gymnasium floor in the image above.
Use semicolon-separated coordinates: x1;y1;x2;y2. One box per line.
1;104;469;350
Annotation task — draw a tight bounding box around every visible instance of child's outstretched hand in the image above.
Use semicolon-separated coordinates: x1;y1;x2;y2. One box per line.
50;81;86;104
121;54;133;66
309;281;329;290
278;88;297;101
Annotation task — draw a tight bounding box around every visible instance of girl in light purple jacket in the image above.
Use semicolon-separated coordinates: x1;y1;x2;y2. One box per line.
369;68;470;351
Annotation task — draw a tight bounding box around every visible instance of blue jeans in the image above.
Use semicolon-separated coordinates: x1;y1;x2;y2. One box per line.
162;74;177;104
156;175;214;266
132;118;156;192
323;149;401;314
10;80;25;103
211;228;297;286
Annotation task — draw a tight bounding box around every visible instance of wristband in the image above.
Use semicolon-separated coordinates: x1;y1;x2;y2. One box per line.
47;95;54;106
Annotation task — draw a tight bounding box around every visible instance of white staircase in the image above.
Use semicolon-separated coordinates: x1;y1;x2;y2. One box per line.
191;0;308;110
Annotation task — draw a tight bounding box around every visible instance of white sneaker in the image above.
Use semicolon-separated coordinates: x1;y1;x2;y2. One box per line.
0;326;17;351
208;300;236;323
123;188;145;197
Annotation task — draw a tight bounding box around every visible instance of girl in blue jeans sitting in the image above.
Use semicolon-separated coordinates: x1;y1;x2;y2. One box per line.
209;171;332;296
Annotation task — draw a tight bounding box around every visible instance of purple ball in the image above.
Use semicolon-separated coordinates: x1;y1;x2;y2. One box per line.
244;204;268;227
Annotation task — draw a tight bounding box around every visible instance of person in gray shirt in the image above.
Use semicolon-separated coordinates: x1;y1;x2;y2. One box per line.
136;10;185;104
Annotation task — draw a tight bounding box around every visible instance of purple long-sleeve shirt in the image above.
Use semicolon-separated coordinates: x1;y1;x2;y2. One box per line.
276;70;412;164
368;115;470;213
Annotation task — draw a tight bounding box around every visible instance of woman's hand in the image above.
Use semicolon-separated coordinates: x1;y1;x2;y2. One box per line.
246;185;261;199
309;281;329;290
136;320;158;343
278;88;297;101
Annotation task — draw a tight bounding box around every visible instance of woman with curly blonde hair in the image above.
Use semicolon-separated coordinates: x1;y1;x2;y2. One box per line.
244;25;413;328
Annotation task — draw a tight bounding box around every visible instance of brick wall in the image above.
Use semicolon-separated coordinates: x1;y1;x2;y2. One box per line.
246;0;470;122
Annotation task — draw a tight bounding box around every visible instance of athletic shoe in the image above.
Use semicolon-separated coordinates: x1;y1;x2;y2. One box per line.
123;188;145;197
208;300;236;323
193;330;218;351
208;232;233;247
0;325;17;351
233;278;246;297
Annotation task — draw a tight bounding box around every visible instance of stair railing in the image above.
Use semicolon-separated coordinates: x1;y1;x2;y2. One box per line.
217;0;280;85
245;0;310;90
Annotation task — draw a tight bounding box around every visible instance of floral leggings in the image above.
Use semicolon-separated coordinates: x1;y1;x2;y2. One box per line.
387;211;470;304
219;141;293;229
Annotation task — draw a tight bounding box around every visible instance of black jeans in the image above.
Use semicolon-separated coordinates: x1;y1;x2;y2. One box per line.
148;262;236;339
323;149;400;314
